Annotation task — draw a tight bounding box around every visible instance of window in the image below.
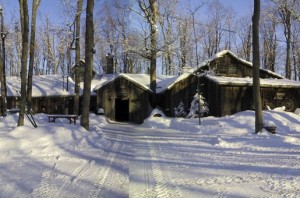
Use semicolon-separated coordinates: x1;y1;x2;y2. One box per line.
217;64;227;75
228;65;237;75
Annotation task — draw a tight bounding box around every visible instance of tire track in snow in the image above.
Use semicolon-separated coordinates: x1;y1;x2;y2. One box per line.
54;159;95;198
31;158;62;198
130;138;156;198
150;139;182;198
88;140;121;197
31;157;95;198
131;131;181;198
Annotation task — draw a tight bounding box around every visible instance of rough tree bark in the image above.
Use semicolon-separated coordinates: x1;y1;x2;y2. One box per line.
18;0;29;126
27;0;41;113
80;0;94;130
0;5;7;116
74;0;83;115
138;0;158;107
253;0;263;133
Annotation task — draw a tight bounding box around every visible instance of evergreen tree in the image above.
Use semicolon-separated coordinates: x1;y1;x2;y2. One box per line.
174;101;187;117
187;93;209;118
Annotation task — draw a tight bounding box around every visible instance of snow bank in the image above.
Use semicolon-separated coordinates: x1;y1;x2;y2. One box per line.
1;110;300;197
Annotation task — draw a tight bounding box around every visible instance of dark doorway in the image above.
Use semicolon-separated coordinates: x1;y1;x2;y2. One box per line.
115;98;129;122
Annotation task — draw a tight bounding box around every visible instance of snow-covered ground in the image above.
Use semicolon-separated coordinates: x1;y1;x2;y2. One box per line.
0;110;300;197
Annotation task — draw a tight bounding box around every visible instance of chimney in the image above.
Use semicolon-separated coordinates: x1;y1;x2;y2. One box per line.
105;53;115;74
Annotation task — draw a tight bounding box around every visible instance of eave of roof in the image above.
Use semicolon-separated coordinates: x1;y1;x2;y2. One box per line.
206;75;300;88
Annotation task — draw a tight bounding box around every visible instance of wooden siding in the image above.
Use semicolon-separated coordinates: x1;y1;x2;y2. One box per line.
3;96;73;115
158;75;198;117
96;76;151;123
220;86;252;116
204;77;299;117
208;54;281;79
203;78;252;117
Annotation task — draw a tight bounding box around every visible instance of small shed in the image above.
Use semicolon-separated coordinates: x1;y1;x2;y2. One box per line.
93;74;180;123
94;74;152;123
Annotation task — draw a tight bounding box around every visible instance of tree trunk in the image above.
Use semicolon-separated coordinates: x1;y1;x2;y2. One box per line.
252;0;263;133
27;0;40;113
285;20;291;79
18;0;29;126
0;6;7;116
73;0;83;115
246;24;252;62
138;0;158;106
149;0;157;94
80;0;94;130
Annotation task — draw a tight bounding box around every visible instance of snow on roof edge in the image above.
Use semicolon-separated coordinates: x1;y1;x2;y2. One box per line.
206;75;300;88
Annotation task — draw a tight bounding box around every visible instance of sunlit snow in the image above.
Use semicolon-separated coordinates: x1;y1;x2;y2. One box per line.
0;110;299;197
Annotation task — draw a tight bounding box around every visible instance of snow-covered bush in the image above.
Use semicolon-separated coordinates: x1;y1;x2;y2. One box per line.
174;101;187;117
187;93;209;118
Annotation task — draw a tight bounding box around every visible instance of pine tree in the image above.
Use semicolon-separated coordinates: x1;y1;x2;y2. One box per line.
174;101;187;117
187;93;209;118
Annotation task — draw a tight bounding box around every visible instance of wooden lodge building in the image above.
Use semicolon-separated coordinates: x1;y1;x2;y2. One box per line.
1;50;300;123
199;50;300;117
1;75;75;114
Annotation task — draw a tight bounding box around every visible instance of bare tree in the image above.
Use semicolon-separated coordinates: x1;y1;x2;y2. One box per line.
292;21;300;80
0;5;7;116
109;0;132;73
253;0;263;133
203;0;233;57
98;1;120;72
137;0;158;105
271;0;300;79
39;17;54;74
177;15;193;70
235;16;252;61
73;0;83;115
80;0;94;130
27;0;41;113
260;3;279;72
186;0;204;65
158;0;178;75
18;0;29;126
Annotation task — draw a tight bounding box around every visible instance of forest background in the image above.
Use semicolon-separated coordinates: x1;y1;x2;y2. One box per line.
0;0;298;80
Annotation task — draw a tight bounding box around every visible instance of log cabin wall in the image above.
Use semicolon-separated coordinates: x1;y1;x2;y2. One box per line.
208;54;282;79
3;96;73;115
96;76;151;123
204;76;300;117
158;75;198;117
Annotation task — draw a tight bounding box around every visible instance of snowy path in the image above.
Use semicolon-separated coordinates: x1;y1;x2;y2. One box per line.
0;111;300;197
104;123;300;198
32;127;128;197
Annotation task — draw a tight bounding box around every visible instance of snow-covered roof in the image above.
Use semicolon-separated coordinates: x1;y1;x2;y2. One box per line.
207;75;300;88
77;74;117;96
214;50;285;79
1;75;76;97
92;73;180;93
187;50;284;79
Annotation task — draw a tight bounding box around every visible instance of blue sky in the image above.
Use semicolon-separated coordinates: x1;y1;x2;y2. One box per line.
0;0;254;26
